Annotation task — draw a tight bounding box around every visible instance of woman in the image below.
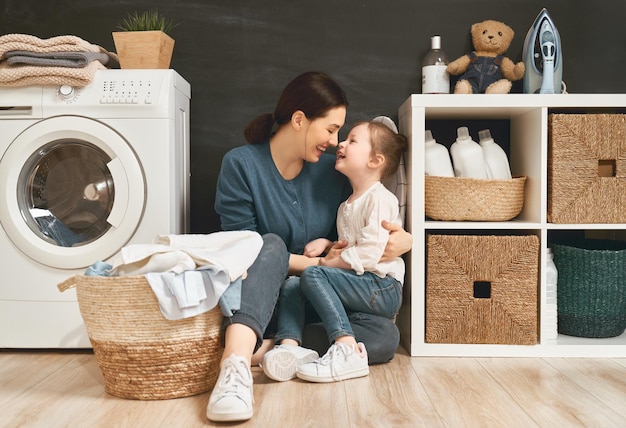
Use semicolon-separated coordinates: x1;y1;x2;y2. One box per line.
207;71;412;422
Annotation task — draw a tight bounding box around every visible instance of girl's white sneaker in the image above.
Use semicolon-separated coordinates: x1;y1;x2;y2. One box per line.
261;344;319;382
296;342;369;383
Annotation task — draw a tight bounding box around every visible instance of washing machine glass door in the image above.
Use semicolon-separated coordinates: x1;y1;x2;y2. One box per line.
0;116;145;269
22;140;115;247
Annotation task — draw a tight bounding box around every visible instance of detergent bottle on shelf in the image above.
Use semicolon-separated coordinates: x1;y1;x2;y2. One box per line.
544;248;559;340
424;130;454;177
479;129;512;179
421;35;450;94
449;127;487;178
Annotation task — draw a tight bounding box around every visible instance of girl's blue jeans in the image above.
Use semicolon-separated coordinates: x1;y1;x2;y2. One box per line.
276;265;402;347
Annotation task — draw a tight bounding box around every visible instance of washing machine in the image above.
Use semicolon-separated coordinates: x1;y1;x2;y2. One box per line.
0;69;191;348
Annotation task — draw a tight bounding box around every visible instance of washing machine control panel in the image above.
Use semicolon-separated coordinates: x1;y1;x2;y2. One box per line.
52;78;159;105
98;78;156;105
41;70;185;118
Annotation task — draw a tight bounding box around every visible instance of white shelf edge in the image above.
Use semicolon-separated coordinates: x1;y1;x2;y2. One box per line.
425;221;541;230
406;93;626;109
548;223;626;229
412;332;626;358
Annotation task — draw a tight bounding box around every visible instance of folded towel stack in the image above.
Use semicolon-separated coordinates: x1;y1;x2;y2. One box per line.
0;33;119;87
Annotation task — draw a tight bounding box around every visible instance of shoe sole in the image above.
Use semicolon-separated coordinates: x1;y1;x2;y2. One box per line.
262;348;318;382
207;408;253;422
296;366;370;383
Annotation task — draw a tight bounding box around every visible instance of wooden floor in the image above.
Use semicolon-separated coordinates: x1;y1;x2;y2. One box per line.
2;347;626;427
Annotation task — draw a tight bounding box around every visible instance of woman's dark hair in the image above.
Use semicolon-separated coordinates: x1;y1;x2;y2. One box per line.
244;71;349;144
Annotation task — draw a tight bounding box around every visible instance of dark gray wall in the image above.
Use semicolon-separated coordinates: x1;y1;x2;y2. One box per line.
2;1;625;233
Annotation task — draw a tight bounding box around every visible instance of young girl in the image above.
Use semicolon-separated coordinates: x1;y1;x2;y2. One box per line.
262;119;408;383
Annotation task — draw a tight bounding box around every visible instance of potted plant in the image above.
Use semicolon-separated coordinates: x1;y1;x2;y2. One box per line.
112;9;179;69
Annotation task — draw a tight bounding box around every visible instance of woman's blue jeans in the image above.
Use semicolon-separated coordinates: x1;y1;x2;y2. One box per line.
222;233;288;352
276;266;402;363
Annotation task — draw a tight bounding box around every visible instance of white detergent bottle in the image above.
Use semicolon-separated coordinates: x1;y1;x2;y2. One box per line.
450;127;487;178
424;130;454;177
544;248;559;340
479;129;512;179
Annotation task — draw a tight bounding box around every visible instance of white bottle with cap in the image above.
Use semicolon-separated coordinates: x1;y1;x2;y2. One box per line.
424;130;454;177
450;127;487;178
544;248;559;340
421;35;450;94
479;129;512;179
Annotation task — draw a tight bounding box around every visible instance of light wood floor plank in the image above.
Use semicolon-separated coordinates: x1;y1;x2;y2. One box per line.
0;352;79;408
613;358;626;369
77;395;208;428
477;357;626;427
4;353;102;427
250;368;350;428
542;358;626;423
2;350;626;427
410;357;539;428
348;351;444;427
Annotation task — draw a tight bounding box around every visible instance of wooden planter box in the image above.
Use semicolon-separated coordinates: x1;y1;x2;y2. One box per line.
112;30;174;69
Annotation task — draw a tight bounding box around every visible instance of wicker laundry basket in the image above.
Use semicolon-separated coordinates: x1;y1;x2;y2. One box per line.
426;234;539;345
552;240;626;338
58;275;223;400
424;176;526;221
548;113;626;223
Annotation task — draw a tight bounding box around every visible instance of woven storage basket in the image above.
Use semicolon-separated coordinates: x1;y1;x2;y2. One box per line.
426;234;539;345
552;240;626;338
424;176;526;221
58;275;223;400
548;113;626;223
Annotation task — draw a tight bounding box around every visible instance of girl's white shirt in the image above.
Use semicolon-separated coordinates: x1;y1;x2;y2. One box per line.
337;181;405;283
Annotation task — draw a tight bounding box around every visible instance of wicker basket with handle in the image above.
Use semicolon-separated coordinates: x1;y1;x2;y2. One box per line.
58;274;223;400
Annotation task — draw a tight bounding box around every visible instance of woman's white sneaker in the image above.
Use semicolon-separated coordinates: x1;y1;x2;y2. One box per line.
296;342;369;383
261;344;319;381
206;354;254;422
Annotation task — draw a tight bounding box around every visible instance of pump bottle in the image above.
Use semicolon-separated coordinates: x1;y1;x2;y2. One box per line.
450;127;487;178
421;36;450;94
424;130;454;177
478;129;512;179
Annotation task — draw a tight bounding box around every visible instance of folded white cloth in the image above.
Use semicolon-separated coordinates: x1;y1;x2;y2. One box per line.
111;230;263;281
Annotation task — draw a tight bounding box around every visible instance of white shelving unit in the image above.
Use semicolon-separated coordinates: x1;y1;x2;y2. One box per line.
397;94;626;357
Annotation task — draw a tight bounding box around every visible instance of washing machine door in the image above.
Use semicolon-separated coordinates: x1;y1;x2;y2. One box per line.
0;116;145;269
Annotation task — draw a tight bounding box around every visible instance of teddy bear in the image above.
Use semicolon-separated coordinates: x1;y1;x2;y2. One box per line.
447;20;525;94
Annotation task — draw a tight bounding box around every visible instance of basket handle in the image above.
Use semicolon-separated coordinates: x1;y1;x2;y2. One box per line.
58;276;78;292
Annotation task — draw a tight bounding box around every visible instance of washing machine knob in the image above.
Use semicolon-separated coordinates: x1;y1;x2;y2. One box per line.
58;85;76;100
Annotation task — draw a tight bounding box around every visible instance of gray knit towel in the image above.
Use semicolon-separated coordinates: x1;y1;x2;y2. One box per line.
4;50;111;68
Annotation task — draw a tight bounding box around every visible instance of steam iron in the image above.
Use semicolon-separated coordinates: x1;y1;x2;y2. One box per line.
522;8;563;94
